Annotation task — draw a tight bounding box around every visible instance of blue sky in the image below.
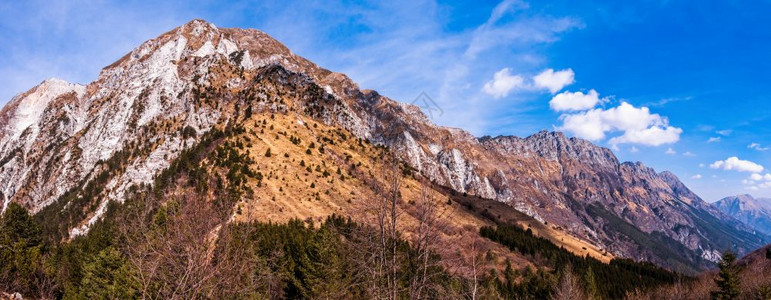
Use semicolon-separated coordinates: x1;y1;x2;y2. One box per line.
1;0;770;201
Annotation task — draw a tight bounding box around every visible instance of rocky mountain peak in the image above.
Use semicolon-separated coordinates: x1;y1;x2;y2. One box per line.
715;194;771;236
0;78;85;148
480;130;619;168
0;19;766;272
716;194;771;214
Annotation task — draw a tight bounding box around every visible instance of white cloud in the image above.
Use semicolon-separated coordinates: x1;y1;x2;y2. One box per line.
608;126;682;146
748;143;769;151
665;148;676;155
533;68;574;94
483;67;577;99
482;68;525;98
691;174;702;179
709;157;764;173
746;173;771;190
716;129;733;136
682;151;695;157
549;89;605;111
629;146;639;153
707;137;721;143
557;101;682;146
699;163;705;168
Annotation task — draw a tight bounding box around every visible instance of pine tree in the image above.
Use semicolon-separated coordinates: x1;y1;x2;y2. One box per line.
711;251;740;300
80;246;137;299
245;105;253;119
0;203;44;295
585;267;600;300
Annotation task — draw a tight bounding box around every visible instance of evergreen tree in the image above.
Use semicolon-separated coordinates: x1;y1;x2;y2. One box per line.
711;251;740;300
0;203;44;296
584;267;600;300
245;105;253;119
305;224;349;297
79;246;137;299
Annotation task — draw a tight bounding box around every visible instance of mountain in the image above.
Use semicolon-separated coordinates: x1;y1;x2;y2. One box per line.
714;194;771;236
0;19;767;275
470;133;767;271
635;244;771;299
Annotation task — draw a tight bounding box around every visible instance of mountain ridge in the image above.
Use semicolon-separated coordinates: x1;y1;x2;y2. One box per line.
714;194;771;236
0;19;766;272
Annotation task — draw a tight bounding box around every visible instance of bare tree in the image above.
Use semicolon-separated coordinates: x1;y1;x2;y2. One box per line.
119;191;162;297
353;150;404;299
409;176;449;300
382;151;403;300
119;190;234;299
210;221;285;299
452;235;488;300
468;239;483;300
553;265;585;300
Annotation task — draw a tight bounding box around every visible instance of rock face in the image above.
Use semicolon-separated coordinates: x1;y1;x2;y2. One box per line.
714;194;771;236
0;19;766;272
470;133;766;270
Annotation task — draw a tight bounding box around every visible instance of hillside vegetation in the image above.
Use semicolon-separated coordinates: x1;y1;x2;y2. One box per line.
1;124;683;299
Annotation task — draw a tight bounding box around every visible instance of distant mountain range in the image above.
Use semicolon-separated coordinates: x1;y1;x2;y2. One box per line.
714;194;771;236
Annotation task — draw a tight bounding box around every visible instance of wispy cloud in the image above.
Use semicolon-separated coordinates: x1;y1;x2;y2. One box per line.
0;0;583;136
645;96;693;107
748;143;769;151
434;0;581;132
248;0;582;134
0;0;194;102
